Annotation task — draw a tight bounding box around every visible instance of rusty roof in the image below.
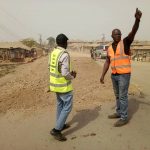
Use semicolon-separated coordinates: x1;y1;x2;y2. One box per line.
0;42;31;51
132;45;150;50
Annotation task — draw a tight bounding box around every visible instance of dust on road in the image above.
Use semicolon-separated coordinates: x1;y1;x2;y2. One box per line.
1;53;150;150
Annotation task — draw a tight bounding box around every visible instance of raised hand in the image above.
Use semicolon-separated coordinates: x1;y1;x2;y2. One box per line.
135;8;142;20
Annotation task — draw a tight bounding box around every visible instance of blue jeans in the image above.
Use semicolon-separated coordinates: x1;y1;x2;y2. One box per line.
111;73;131;120
55;91;73;130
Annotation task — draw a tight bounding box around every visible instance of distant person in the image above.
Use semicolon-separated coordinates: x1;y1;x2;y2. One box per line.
100;8;142;127
33;50;37;58
49;34;77;141
90;47;94;59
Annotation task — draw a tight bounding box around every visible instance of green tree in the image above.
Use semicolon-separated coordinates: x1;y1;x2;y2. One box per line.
21;38;38;48
47;37;55;50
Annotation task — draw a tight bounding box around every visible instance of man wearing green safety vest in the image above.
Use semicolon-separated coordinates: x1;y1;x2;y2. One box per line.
49;34;77;141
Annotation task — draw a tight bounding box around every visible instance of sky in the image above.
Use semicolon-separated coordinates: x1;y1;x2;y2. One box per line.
0;0;149;42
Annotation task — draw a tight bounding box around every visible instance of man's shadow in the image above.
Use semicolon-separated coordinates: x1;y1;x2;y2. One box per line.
128;97;150;121
63;106;101;136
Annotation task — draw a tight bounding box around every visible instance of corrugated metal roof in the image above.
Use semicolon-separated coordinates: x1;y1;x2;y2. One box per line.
0;42;31;51
132;45;150;50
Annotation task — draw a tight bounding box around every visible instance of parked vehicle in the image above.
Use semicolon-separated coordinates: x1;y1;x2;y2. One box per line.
94;44;109;59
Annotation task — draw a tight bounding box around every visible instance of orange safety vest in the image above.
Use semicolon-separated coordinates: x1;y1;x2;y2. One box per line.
107;40;131;74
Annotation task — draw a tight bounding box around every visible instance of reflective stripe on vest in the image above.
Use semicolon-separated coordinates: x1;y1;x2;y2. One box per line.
50;81;71;87
111;64;131;69
110;55;129;61
49;47;73;93
108;41;131;74
50;72;62;78
49;65;56;68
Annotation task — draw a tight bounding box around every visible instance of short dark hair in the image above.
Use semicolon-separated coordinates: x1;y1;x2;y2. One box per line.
112;29;121;35
56;34;68;45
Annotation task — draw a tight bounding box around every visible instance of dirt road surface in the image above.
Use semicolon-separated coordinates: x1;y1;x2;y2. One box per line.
132;61;150;98
0;53;150;150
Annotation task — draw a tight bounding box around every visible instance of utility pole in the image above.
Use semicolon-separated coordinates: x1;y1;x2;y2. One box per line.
101;33;105;44
39;34;42;48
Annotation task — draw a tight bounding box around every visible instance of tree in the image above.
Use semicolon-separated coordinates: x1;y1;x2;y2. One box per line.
21;38;38;48
47;36;55;50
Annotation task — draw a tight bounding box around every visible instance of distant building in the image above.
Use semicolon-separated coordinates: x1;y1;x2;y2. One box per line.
0;42;31;62
131;45;150;62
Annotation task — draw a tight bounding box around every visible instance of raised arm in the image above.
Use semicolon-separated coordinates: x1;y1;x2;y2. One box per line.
127;8;142;41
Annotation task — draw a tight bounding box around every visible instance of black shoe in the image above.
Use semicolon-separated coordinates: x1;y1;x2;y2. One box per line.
114;119;128;127
108;113;121;119
50;129;67;141
61;124;70;131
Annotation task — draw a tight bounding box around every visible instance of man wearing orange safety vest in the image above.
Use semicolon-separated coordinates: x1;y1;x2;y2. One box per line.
100;8;142;127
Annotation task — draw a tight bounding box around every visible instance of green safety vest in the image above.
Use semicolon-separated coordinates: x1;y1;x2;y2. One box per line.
49;47;73;93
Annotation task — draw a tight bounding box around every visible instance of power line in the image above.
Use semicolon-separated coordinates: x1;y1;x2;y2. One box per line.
0;23;21;39
0;6;38;38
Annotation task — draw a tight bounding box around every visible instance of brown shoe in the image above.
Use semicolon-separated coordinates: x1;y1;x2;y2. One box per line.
108;113;121;119
50;129;67;141
114;119;128;127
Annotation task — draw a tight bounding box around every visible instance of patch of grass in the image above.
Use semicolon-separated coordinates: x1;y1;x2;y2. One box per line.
0;64;18;78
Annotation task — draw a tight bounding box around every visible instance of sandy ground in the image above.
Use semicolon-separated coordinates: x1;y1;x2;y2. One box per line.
0;52;150;150
132;61;150;97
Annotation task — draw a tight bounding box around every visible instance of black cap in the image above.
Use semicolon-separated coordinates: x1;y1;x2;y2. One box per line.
56;33;68;45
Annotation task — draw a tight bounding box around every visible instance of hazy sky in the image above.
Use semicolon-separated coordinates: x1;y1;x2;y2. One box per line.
0;0;149;42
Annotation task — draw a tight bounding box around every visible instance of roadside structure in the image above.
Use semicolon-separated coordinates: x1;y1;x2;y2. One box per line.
131;42;150;62
0;42;31;62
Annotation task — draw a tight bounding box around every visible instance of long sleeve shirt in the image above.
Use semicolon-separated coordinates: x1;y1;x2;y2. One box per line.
58;50;74;80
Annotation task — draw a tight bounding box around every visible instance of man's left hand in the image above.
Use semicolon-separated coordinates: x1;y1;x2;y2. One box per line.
71;71;77;78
